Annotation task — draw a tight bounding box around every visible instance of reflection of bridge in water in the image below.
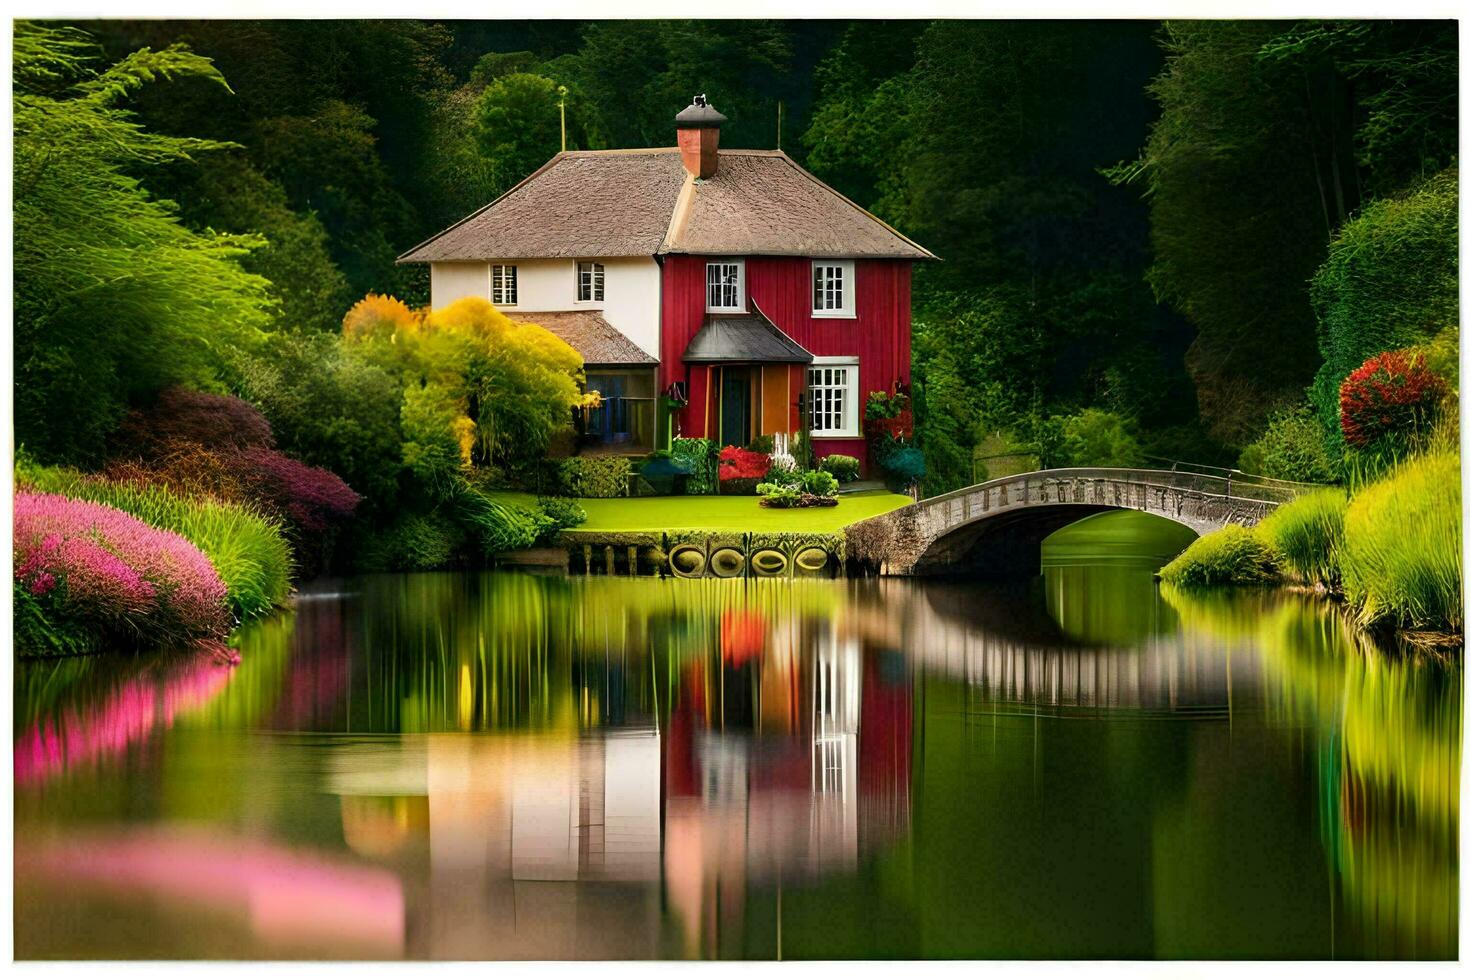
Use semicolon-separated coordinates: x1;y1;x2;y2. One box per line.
895;583;1259;716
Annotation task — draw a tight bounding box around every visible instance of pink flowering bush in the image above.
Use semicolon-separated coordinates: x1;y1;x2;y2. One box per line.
14;492;231;654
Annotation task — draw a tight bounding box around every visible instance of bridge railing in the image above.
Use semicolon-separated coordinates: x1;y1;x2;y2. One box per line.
1139;455;1325;492
918;466;1314;510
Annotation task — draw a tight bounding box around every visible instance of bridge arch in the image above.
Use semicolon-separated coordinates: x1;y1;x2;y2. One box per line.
846;467;1304;577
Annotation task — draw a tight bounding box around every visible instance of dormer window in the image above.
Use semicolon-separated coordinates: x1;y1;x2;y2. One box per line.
706;260;744;312
812;260;855;317
492;264;517;306
576;261;605;303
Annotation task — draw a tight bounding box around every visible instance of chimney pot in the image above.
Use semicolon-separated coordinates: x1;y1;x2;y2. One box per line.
675;94;726;179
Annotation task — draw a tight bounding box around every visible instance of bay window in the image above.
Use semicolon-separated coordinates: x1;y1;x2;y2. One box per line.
706;260;744;312
812;260;855;317
807;357;860;437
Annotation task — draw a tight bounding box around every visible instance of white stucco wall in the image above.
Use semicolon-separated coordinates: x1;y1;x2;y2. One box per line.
429;263;491;308
428;257;662;360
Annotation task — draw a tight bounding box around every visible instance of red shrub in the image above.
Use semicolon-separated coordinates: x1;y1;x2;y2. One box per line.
1339;350;1447;449
718;446;770;481
231;446;362;534
115;386;275;457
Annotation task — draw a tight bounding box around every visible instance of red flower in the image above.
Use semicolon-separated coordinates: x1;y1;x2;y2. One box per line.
717;446;770;481
1339;350;1447;448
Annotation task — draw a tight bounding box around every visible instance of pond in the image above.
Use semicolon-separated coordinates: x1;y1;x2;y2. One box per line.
13;513;1460;960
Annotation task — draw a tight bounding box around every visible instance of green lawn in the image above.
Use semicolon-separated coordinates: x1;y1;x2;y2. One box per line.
494;490;912;533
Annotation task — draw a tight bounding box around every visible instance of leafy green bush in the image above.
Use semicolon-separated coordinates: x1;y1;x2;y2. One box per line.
231;331;404;513
798;469;840;498
882;446;927;485
17;460;292;620
356;510;463;571
1159;525;1281;587
1340;451;1461;631
1237;407;1340;483
536;497;587;536
559;455;631;498
671;438;720;495
764;457;801;488
755;482;803;507
1255;488;1348;589
819;454;861;482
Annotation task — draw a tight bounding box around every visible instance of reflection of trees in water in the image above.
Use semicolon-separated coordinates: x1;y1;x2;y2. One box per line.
1163;585;1461;959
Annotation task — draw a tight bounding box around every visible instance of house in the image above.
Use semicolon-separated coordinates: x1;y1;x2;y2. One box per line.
398;95;935;470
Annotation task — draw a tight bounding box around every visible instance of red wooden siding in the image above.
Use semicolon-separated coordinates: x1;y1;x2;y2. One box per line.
659;255;912;470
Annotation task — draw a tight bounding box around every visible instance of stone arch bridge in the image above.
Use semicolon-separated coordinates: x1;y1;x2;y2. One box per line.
846;466;1313;577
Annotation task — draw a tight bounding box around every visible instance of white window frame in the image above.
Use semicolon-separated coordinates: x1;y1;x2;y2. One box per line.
575;260;605;304
492;264;518;306
807;356;860;438
811;260;855;318
705;259;745;313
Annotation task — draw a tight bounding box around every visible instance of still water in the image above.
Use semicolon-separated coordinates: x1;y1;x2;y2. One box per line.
14;513;1461;959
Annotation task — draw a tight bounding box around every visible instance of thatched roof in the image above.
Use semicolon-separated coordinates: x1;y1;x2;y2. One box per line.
399;149;934;263
513;311;658;367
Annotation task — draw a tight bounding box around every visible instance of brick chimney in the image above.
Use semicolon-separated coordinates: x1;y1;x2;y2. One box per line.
675;94;726;179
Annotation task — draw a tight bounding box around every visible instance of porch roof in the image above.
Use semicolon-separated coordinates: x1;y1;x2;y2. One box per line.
511;311;658;367
682;303;814;365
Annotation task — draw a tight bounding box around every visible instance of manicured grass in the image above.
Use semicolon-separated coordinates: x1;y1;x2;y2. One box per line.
492;490;913;534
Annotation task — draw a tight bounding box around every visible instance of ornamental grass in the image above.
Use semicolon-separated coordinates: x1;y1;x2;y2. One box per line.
14;492;231;654
17;463;292;621
1339;451;1462;633
1255;488;1349;590
1158;524;1281;587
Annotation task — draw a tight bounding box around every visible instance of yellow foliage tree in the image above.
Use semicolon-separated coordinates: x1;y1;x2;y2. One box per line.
343;295;589;475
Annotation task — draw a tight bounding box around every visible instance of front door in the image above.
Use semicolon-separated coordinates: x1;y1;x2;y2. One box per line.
720;368;751;447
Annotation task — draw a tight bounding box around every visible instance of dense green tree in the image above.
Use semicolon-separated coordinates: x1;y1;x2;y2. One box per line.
808;21;1196;488
569;21;815;151
14;23;271;463
473;72;595;193
165;154;352;331
1120;20;1458;445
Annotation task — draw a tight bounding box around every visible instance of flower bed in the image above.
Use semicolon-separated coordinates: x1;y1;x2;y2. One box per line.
718;446;770;495
14;492;232;654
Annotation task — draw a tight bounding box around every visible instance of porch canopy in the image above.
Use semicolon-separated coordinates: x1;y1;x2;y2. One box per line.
682;304;814;365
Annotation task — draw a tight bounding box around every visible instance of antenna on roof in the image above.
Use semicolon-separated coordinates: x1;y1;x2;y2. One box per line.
776;101;783;150
557;85;568;152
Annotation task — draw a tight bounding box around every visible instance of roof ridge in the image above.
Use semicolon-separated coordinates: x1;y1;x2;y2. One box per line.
771;150;938;260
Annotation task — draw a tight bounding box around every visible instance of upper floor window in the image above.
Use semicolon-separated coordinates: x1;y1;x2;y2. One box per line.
577;261;605;303
492;264;518;306
706;260;744;312
812;260;855;317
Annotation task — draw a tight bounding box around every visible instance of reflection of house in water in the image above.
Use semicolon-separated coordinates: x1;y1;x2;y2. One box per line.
315;626;915;959
327;730;663;959
661;631;912;957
